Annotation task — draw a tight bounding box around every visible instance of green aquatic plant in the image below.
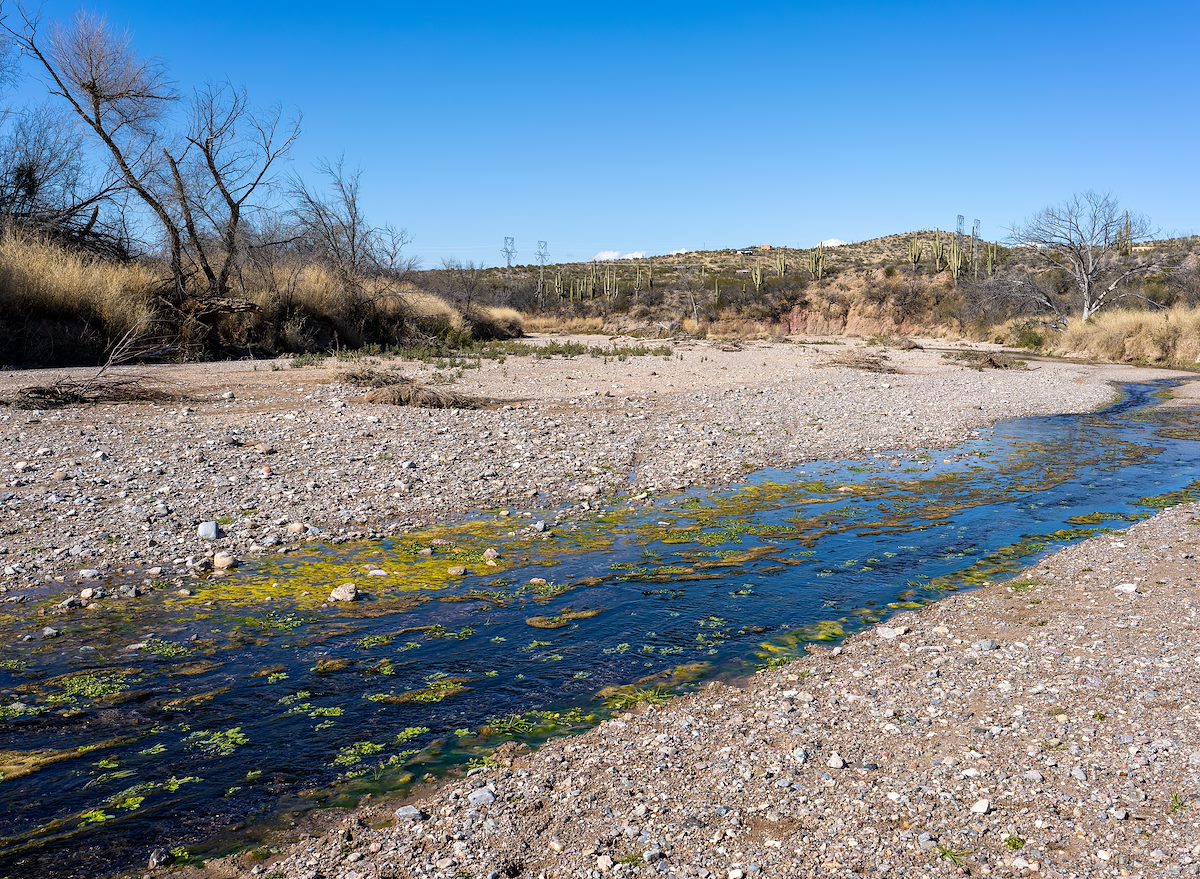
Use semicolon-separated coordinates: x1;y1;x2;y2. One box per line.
394;726;430;744
163;776;201;792
186;727;249;757
332;741;384;767
356;634;394;649
58;671;132;701
144;637;193;658
603;686;671;710
78;809;114;825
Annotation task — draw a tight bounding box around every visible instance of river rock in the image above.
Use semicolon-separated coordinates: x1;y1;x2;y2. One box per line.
394;805;424;822
213;551;238;570
329;583;359;602
467;788;495;808
197;521;221;540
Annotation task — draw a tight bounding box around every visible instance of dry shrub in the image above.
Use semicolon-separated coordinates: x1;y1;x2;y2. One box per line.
818;349;896;373
1056;307;1200;367
361;378;493;410
945;350;1029;370
341;365;405;388
464;305;524;341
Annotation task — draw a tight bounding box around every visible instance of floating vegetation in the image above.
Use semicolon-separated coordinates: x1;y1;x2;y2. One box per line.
332;741;384;767
185;728;249;757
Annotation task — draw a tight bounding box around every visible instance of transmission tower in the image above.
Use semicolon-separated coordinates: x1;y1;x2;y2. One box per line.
502;236;516;269
970;219;980;279
535;241;549;305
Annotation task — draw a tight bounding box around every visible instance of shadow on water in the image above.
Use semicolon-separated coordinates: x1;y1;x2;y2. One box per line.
2;380;1200;876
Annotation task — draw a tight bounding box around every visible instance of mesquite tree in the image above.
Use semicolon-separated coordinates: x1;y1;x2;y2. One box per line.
1009;192;1157;322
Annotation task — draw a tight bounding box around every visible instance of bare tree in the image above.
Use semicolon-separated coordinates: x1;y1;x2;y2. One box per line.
0;105;129;253
438;258;485;314
1008;191;1158;322
5;10;298;306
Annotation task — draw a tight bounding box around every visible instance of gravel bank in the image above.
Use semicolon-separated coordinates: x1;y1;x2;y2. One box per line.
235;501;1200;879
0;338;1165;597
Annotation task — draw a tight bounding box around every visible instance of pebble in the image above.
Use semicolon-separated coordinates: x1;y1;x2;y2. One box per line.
196;521;221;540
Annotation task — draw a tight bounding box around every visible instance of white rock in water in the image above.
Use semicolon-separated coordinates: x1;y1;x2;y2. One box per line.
213;552;237;570
328;583;358;602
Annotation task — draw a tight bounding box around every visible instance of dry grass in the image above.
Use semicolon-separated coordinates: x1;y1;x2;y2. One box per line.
466;305;524;340
1056;307;1200;368
0;233;158;335
523;315;606;335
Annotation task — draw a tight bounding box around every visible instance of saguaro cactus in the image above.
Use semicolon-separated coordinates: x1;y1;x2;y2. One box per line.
775;255;787;277
931;230;945;272
751;263;764;294
908;237;923;273
947;238;963;282
986;243;998;277
808;244;826;280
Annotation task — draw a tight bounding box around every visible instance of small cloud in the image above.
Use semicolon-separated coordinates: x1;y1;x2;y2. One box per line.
819;238;847;247
669;248;691;255
592;250;646;261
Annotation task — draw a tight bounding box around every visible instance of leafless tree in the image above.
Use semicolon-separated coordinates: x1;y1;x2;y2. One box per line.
5;10;298;305
438;258;485;314
1006;191;1158;323
290;157;413;285
0;105;129;253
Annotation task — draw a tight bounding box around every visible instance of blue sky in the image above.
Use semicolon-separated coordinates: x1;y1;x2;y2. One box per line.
12;1;1200;265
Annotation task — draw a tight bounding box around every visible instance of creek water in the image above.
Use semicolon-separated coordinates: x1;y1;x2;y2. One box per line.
1;380;1198;877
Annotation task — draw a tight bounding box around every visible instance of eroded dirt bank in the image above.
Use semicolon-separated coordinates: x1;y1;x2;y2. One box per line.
229;502;1200;879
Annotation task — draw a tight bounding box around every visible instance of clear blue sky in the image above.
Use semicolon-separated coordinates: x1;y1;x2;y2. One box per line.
15;1;1200;265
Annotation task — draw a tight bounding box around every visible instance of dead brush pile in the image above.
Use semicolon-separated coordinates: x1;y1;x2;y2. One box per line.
1;376;181;409
342;368;497;409
817;349;897;374
945;350;1030;370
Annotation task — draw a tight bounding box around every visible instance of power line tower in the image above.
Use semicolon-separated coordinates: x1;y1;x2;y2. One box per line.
502;236;516;269
970;219;981;279
535;241;549;306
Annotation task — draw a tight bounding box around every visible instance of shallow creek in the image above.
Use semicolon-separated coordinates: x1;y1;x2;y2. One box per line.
1;381;1198;876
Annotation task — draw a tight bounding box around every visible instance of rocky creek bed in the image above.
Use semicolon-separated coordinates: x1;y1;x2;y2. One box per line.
1;338;1197;878
249;501;1200;879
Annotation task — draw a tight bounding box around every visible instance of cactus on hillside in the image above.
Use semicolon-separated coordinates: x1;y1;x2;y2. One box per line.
808;244;826;280
908;237;923;273
931;230;945;272
751;263;764;294
775;255;787;277
986;242;999;277
947;237;963;282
